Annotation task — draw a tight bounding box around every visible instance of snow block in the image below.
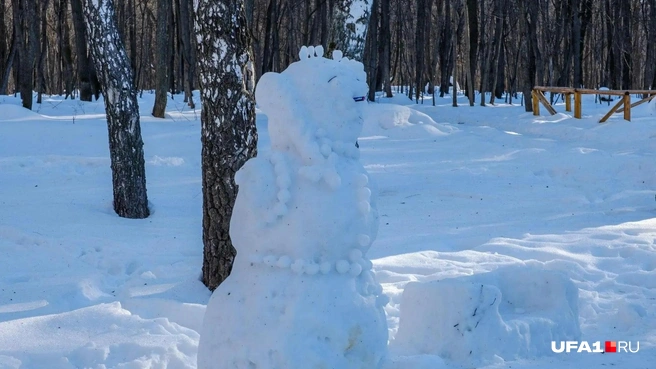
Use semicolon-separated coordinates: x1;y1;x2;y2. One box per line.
391;265;580;366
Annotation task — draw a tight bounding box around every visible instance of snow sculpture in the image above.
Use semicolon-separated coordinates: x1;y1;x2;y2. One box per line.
197;46;389;369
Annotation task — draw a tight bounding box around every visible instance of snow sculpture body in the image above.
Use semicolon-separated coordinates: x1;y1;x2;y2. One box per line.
197;46;389;369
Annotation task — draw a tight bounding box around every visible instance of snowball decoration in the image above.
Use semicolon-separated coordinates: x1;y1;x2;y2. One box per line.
336;259;351;274
197;46;387;369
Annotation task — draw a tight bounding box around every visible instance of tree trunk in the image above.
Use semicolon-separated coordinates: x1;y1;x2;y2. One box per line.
83;0;150;219
439;0;451;97
0;0;6;87
72;0;100;101
364;0;379;101
415;0;427;102
15;0;38;109
152;0;172;118
195;0;258;291
178;0;196;107
379;0;392;97
60;0;75;99
37;0;49;104
466;0;478;104
571;0;583;87
489;0;505;104
0;22;16;95
645;0;656;91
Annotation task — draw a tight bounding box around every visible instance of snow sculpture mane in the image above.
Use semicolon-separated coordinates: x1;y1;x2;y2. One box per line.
198;46;388;369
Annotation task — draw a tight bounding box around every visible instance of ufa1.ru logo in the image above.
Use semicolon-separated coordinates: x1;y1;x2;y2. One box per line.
551;341;639;353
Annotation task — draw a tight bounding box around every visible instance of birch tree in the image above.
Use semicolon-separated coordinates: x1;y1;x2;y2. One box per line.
195;0;258;291
83;0;150;219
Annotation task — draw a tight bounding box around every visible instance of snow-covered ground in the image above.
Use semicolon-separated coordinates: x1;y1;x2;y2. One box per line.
1;90;655;368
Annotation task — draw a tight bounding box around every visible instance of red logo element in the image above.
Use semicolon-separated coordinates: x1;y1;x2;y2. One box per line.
605;341;617;353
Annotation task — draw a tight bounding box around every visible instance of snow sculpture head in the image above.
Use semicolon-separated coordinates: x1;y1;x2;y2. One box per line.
255;45;368;163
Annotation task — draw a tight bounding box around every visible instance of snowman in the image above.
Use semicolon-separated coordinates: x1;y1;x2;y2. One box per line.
197;46;388;369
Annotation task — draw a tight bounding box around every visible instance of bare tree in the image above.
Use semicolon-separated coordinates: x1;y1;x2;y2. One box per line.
195;0;258;290
83;0;150;219
72;0;100;101
152;0;171;117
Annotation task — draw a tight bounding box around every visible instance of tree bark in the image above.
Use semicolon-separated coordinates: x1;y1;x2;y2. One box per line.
364;0;379;101
72;0;100;101
178;0;196;107
0;0;6;87
466;0;477;104
37;0;50;104
489;0;505;104
15;0;38;109
83;0;150;219
378;0;392;97
415;0;427;102
195;0;258;291
60;0;75;98
152;0;172;118
645;0;656;91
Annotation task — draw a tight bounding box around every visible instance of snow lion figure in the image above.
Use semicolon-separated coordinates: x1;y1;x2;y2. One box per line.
197;46;389;369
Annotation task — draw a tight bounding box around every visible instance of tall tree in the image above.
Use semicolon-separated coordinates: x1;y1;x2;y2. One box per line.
15;0;39;109
195;0;258;290
645;0;656;91
415;0;427;102
364;0;379;101
72;0;100;101
378;0;392;97
152;0;172;117
0;0;6;87
83;0;150;219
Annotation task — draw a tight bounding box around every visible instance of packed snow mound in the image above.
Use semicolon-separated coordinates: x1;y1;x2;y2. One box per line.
197;46;388;369
362;103;457;138
0;302;198;369
390;264;580;367
0;102;43;121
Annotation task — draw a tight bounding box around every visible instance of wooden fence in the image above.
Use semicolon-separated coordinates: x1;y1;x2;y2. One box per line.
532;86;656;123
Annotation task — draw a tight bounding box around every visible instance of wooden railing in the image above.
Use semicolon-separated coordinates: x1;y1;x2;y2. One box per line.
532;86;656;123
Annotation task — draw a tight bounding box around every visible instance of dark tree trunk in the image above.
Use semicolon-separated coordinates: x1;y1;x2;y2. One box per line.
0;25;16;95
466;0;478;103
60;0;75;98
72;0;100;101
571;0;583;87
195;0;258;291
645;0;656;91
178;0;196;107
489;0;506;104
83;0;150;219
152;0;172;118
415;0;427;102
378;0;392;97
439;0;451;97
0;0;5;87
37;0;49;104
16;0;38;109
620;0;632;89
261;0;278;76
364;0;379;101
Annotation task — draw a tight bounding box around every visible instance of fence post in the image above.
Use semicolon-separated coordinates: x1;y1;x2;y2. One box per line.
565;93;571;112
623;93;631;121
574;91;582;119
532;90;540;115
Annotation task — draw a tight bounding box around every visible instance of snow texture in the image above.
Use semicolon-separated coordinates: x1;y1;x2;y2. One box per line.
196;46;388;369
